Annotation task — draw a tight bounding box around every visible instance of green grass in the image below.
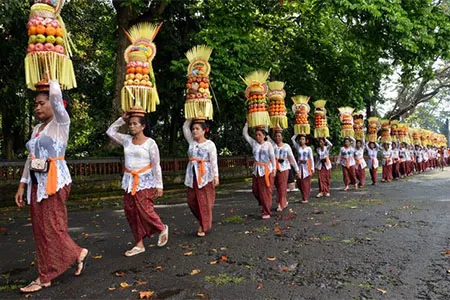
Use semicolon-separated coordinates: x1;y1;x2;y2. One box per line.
205;273;245;285
222;215;245;224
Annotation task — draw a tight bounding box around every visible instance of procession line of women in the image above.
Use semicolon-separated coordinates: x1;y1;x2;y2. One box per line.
13;83;448;293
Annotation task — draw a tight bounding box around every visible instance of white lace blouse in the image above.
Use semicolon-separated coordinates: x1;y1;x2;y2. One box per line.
243;123;276;177
267;137;299;173
182;120;219;189
106;117;163;192
291;135;315;179
20;80;72;203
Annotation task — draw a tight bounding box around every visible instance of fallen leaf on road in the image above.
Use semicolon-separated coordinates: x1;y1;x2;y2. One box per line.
257;283;263;290
266;257;277;261
221;256;228;262
153;265;163;270
220;247;227;251
280;267;289;272
447;270;450;274
311;237;319;241
120;282;130;288
184;251;193;256
139;291;154;299
108;287;116;291
376;288;387;294
441;249;450;256
92;255;103;259
115;271;124;277
190;269;201;275
17;239;26;243
196;293;206;299
135;281;148;286
209;260;218;264
25;294;32;298
281;214;296;221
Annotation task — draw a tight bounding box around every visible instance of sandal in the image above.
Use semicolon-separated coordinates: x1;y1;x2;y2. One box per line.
125;246;146;257
157;225;169;247
262;214;271;219
20;280;51;293
301;200;309;204
197;231;206;237
74;249;89;276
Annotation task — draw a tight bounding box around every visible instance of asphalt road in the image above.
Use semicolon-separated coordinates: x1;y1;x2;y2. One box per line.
1;168;450;299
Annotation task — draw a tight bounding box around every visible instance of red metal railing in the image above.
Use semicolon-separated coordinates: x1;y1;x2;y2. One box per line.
0;155;339;182
0;156;252;181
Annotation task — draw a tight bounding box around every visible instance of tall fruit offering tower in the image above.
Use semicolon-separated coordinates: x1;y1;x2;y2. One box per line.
185;45;213;121
121;23;161;113
25;0;76;90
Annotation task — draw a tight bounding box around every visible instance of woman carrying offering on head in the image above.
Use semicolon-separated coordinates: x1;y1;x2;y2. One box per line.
106;108;168;257
338;137;358;191
268;128;299;211
291;134;315;203
15;81;89;293
243;123;276;219
183;119;219;237
315;137;333;198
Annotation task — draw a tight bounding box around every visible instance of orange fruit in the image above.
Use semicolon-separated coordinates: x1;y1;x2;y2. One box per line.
142;67;149;74
135;66;143;74
127;67;136;74
28;26;37;36
36;25;46;35
45;26;56;36
55;27;64;37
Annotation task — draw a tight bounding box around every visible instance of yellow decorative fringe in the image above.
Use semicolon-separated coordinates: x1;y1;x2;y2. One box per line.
367;134;378;143
380;135;392;143
185;99;213;120
354;131;365;141
241;70;270;87
248;111;271;128
121;86;158;113
25;52;76;90
123;23;161;44
270;115;288;129
314;127;329;138
294;124;310;135
341;129;355;138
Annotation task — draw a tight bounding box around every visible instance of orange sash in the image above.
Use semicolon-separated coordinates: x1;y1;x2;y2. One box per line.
189;158;209;185
345;157;352;168
124;164;152;196
254;160;271;187
30;156;64;196
276;158;286;171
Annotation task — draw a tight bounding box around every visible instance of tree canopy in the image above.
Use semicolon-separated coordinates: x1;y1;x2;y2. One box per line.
1;0;449;159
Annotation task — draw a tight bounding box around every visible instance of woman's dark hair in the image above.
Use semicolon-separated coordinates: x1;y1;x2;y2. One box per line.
137;116;152;137
35;91;50;99
255;128;268;141
190;121;211;139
